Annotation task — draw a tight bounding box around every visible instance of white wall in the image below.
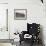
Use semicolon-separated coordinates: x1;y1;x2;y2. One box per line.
0;0;8;3
0;4;9;39
0;1;12;46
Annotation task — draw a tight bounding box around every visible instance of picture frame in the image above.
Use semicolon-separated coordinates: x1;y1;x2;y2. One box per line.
14;9;27;20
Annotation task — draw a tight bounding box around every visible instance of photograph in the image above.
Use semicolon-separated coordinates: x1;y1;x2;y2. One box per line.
14;9;27;20
0;0;45;46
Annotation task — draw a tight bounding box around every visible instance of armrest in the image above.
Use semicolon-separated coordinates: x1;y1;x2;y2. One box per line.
22;31;28;35
19;31;27;41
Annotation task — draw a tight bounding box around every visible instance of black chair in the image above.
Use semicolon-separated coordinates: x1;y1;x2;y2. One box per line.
19;23;40;46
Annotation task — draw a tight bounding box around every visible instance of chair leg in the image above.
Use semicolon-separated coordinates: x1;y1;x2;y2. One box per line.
30;41;34;46
30;39;34;46
20;41;21;45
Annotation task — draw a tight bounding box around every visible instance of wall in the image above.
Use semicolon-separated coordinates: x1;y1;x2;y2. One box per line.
0;0;8;3
0;0;13;46
0;3;9;39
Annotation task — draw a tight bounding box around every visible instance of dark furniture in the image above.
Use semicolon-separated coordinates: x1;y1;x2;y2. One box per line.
41;0;43;3
19;23;40;46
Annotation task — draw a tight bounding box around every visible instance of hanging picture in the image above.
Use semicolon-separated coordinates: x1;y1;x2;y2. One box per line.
14;9;27;20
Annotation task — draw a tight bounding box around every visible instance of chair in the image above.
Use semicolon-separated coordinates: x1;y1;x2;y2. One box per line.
19;23;40;46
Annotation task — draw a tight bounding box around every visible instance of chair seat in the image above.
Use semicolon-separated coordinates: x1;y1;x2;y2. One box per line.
24;34;32;38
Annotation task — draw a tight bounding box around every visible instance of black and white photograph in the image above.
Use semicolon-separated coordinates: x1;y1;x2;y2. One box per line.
14;9;27;20
0;0;46;46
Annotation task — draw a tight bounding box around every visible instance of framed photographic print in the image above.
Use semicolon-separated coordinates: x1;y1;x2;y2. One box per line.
14;9;27;20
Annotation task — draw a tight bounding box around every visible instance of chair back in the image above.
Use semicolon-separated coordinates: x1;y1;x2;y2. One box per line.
27;23;40;36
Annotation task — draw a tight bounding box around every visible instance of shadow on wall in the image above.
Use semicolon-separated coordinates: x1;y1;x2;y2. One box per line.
40;25;45;46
